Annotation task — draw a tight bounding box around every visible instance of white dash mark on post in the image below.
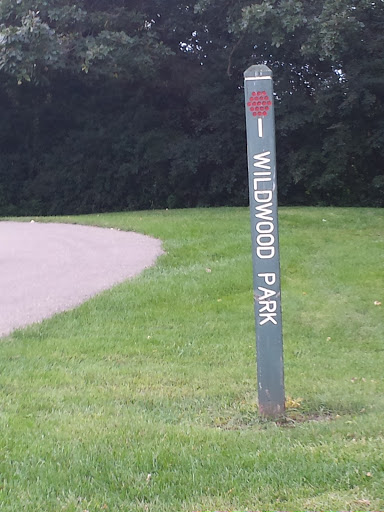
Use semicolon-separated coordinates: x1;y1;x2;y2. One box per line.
258;118;263;138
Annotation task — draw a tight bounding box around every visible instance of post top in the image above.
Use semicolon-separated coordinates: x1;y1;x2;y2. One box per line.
244;64;272;78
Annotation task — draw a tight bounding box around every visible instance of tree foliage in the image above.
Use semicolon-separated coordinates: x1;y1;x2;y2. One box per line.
0;0;383;215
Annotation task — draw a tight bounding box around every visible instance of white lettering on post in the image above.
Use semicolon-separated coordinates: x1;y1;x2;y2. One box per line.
252;148;279;325
257;272;278;325
253;151;271;170
258;273;276;285
252;151;275;261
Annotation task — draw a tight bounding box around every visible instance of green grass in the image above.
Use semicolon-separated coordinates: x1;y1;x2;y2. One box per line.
1;206;384;511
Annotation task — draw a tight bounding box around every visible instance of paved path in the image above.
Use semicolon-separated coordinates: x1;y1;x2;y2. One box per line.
0;222;163;337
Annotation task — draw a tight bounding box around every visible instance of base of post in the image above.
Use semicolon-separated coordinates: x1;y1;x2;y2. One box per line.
259;401;285;418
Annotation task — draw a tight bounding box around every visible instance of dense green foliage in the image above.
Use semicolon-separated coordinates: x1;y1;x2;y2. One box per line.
0;0;383;214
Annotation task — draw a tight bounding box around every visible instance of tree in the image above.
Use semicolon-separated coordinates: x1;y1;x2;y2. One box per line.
1;0;383;215
191;0;384;205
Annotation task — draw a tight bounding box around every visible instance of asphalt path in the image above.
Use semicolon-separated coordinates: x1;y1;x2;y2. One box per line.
0;221;164;337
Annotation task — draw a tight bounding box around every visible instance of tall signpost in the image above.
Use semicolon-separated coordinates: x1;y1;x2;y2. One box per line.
244;64;285;418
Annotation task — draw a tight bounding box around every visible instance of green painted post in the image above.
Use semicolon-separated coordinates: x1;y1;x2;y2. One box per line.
244;64;285;418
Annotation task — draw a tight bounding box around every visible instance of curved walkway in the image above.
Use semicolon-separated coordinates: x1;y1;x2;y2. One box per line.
0;221;163;337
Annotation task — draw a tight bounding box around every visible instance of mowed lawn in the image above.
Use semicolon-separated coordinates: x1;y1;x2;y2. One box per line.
1;207;384;512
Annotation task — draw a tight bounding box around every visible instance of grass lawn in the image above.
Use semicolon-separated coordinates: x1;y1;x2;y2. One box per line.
1;206;384;511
